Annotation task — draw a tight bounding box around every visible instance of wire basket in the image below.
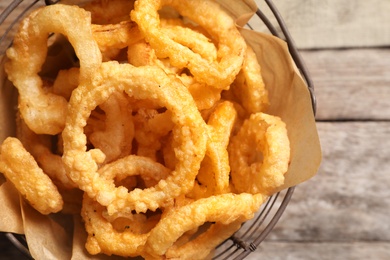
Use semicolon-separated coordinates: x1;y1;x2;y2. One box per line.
0;0;316;259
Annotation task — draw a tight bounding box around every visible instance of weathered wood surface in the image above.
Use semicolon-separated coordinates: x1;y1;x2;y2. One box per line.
253;0;390;49
246;48;390;259
270;122;390;240
251;242;390;260
302;48;390;121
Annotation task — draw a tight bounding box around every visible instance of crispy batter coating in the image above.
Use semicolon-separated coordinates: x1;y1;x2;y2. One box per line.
0;138;63;214
229;113;290;195
131;0;247;89
62;62;207;214
145;193;265;258
5;5;102;134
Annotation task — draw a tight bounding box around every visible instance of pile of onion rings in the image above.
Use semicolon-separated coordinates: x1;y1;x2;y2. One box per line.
0;0;290;258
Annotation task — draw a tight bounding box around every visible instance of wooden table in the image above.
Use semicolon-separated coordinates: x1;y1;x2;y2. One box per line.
1;0;390;259
248;1;390;259
246;47;390;260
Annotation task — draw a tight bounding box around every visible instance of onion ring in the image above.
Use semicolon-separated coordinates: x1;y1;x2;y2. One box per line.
126;37;222;111
162;23;218;62
81;155;169;256
191;101;237;198
165;221;242;259
92;20;143;53
98;154;170;189
88;91;134;163
228;113;290;195
5;4;102;135
81;195;154;257
144;193;265;257
17;118;76;190
52;67;80;100
0;137;63;214
131;0;247;89
82;0;135;24
231;45;269;114
62;62;207;214
133;108;174;161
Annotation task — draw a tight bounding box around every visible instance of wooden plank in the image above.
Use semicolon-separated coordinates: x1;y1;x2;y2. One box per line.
263;122;390;243
252;0;390;49
247;242;390;260
221;121;390;259
300;48;390;120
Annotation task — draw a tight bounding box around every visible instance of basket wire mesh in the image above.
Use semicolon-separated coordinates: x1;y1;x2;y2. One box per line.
0;0;316;259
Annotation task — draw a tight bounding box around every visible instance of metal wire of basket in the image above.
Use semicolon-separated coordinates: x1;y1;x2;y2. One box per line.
0;0;316;259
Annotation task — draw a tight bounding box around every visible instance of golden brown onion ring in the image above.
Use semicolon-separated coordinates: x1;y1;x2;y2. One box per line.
92;20;143;53
88;91;134;163
144;193;265;257
5;4;102;135
190;101;237;198
131;0;247;90
0;138;63;214
62;62;207;214
81;195;153;257
231;46;269;114
228;113;290;195
82;0;135;24
17;118;76;190
98;154;170;189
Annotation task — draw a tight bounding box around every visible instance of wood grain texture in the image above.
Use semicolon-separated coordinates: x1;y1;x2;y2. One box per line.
252;0;390;49
268;122;390;241
248;242;390;260
247;121;390;259
301;48;390;121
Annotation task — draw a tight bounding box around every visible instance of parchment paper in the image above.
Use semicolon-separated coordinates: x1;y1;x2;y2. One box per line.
0;0;321;259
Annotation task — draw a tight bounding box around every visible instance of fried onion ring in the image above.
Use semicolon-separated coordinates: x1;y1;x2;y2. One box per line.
92;20;143;53
88;91;134;163
62;62;207;214
17;118;76;190
0;138;63;214
144;193;265;257
162;23;218;62
190;101;237;198
228;113;290;195
82;0;135;24
81;155;169;257
5;4;102;135
165;221;242;259
131;0;247;89
98;154;170;189
231;45;269;114
81;195;153;257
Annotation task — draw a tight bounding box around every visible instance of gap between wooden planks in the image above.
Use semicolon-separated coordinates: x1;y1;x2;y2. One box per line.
301;48;390;121
247;47;390;259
